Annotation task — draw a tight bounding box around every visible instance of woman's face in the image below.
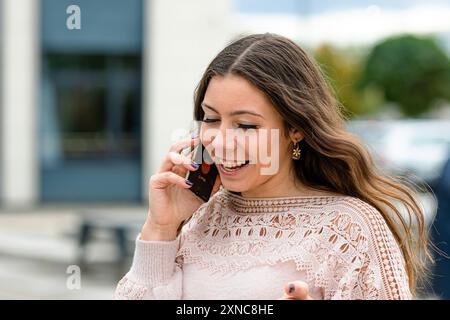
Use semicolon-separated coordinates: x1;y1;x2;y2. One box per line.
200;74;300;194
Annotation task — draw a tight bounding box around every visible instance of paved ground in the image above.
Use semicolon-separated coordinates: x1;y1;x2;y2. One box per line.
0;206;146;300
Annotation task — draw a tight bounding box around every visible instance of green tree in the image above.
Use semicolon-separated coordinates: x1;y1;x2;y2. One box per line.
358;34;450;117
314;44;383;118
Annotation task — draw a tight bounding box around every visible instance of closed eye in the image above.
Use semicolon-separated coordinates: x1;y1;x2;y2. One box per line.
202;119;258;129
202;118;220;123
238;124;258;129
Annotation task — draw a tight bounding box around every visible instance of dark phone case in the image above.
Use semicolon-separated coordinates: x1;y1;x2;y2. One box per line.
186;144;218;202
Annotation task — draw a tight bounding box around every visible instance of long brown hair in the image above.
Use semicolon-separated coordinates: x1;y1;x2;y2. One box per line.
193;33;433;295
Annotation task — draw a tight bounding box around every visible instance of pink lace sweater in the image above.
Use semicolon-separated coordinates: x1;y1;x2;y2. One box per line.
114;188;412;300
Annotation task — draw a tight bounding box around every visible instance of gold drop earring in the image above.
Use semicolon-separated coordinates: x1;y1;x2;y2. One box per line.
292;141;301;160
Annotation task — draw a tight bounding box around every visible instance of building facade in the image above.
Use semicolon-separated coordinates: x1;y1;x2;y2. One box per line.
0;0;232;208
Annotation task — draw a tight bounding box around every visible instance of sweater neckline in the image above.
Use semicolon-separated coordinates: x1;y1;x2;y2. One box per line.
221;188;349;215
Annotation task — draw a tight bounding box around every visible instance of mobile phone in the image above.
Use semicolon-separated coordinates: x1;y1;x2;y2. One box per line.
186;143;218;202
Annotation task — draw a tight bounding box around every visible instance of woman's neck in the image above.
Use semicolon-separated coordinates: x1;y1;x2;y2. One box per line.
240;167;316;198
239;164;342;199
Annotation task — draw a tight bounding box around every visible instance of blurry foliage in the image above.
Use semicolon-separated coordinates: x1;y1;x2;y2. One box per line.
314;44;384;118
358;34;450;117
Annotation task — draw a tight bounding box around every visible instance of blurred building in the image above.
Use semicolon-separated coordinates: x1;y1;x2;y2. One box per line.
2;0;448;209
0;0;232;208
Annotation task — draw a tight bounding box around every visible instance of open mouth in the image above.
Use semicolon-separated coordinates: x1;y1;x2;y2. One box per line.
220;160;250;171
215;157;251;175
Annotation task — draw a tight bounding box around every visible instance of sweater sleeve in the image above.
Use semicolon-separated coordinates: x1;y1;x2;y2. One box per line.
326;200;412;300
114;234;182;300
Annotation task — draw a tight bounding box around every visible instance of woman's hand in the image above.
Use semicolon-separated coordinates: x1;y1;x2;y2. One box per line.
279;281;313;300
141;136;221;241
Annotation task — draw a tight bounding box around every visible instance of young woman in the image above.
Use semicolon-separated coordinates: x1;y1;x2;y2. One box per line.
114;33;431;300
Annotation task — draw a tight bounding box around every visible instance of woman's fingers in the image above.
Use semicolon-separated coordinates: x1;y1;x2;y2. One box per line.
169;152;200;172
150;171;193;189
159;138;200;173
170;137;199;153
282;281;313;300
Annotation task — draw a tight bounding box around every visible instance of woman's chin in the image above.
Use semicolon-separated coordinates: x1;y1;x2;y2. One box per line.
221;181;249;193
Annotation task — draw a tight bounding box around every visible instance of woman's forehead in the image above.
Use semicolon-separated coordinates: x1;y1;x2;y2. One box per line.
204;75;276;117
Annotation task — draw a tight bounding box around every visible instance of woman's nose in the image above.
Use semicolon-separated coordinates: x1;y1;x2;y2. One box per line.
210;127;236;159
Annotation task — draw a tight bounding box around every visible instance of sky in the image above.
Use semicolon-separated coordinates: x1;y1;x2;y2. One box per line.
231;0;450;48
233;0;450;15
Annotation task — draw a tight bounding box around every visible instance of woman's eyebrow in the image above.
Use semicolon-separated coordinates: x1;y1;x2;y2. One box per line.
201;103;219;113
201;102;264;119
230;110;265;119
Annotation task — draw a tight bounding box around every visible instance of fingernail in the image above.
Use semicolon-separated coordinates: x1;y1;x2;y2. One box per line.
191;132;199;139
288;283;295;294
185;179;194;186
191;161;200;169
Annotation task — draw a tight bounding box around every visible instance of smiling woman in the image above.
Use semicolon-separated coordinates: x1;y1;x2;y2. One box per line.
114;33;432;300
198;74;294;195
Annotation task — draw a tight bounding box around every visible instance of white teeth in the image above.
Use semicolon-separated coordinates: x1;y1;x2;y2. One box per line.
215;157;248;169
223;160;246;169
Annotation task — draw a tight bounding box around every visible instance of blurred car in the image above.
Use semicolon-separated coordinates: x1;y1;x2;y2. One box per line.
430;153;450;299
347;119;450;188
346;119;450;227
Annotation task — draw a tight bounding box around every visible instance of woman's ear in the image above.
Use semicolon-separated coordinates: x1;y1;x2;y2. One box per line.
288;128;304;144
